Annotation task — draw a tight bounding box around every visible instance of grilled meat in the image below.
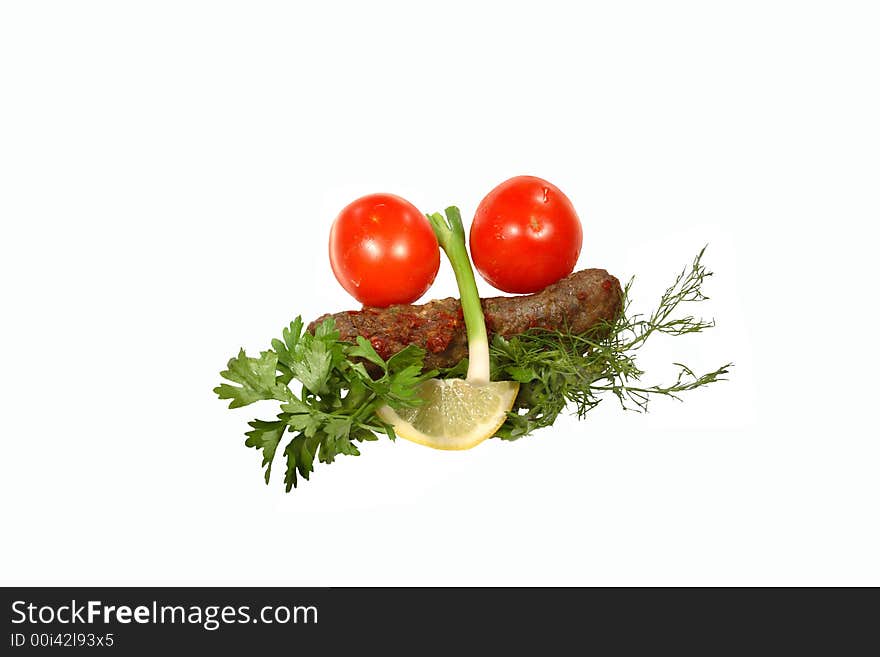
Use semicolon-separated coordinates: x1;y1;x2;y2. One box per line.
309;268;623;370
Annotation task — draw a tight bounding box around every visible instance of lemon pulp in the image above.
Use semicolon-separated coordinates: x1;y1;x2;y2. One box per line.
377;378;519;450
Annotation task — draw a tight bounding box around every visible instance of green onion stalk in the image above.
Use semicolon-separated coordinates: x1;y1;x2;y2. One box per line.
426;207;491;385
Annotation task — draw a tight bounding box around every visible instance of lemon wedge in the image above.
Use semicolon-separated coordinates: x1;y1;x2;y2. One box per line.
377;378;519;450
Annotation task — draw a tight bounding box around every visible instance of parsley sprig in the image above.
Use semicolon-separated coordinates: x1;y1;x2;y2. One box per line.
215;317;436;491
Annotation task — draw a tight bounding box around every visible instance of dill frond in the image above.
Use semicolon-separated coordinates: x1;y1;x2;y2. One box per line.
489;247;732;440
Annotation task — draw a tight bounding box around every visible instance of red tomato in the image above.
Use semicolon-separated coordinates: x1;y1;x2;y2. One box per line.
329;193;440;307
469;176;583;294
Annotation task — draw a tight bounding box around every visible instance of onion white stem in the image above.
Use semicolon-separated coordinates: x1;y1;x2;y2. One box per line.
426;207;491;385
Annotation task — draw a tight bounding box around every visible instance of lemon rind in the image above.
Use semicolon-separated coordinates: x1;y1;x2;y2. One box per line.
376;382;519;451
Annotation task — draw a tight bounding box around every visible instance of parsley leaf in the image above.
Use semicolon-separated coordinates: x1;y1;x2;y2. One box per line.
271;318;303;384
214;349;292;408
283;432;321;491
244;419;287;484
348;336;386;368
292;338;333;396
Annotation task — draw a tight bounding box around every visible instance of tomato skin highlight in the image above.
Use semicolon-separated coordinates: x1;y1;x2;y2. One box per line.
329;193;440;307
469;176;583;294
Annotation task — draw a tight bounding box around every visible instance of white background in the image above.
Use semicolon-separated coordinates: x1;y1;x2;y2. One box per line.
2;1;878;586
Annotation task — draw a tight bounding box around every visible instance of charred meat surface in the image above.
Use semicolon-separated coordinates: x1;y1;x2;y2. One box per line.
309;268;623;370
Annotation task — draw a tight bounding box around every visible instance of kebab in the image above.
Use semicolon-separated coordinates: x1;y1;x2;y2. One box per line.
309;267;623;373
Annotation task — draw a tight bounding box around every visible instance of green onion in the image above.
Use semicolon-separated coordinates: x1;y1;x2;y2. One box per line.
426;207;490;384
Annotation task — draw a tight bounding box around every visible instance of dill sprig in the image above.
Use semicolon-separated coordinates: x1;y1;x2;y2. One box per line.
490;247;732;440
